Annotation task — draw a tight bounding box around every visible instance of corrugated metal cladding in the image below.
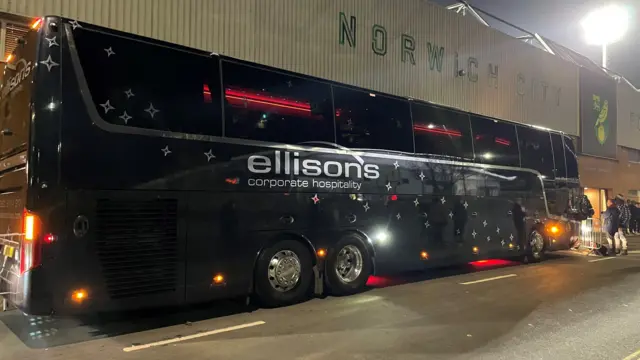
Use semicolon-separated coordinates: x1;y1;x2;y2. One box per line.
0;0;579;135
617;82;640;150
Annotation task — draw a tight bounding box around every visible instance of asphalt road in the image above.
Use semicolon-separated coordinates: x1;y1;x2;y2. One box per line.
3;250;640;360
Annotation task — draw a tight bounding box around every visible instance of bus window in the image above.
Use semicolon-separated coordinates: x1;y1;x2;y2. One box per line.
469;116;519;167
550;133;567;179
332;87;412;152
73;28;222;136
222;61;334;144
412;103;473;159
563;135;579;179
516;126;554;178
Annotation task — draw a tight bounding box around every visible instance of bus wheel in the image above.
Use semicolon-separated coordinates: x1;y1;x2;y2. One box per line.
326;235;372;296
254;240;313;307
524;230;545;263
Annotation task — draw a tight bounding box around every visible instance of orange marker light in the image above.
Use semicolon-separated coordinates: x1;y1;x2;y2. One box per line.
472;246;479;254
420;251;429;260
508;243;514;249
5;54;13;63
24;214;35;241
213;274;225;284
72;289;88;303
550;226;559;234
31;17;43;30
317;249;326;258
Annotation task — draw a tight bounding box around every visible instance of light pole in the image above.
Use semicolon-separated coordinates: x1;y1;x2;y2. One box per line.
580;4;630;68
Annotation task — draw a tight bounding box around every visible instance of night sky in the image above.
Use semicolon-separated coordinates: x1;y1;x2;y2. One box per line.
433;0;640;87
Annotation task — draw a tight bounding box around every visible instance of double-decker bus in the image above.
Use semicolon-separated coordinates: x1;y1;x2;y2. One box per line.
0;16;583;315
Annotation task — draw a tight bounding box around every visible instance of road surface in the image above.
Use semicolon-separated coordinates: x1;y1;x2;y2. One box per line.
3;250;640;360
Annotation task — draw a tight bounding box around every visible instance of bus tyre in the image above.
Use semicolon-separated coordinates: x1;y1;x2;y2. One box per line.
326;235;372;296
524;230;545;263
254;240;313;307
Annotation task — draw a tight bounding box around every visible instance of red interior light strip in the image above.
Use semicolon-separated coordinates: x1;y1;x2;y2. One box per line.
413;125;462;137
495;138;511;146
224;88;311;111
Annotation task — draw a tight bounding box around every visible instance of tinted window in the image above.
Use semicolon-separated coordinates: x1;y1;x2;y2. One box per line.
550;133;567;178
74;28;222;135
222;61;334;144
516;126;554;178
469;116;519;167
412;103;473;158
333;87;412;152
563;136;579;179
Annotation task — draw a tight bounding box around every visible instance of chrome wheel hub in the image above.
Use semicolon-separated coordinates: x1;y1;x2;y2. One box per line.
335;245;363;283
268;250;301;292
530;232;544;255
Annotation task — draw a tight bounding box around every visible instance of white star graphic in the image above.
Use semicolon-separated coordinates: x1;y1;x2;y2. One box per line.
69;20;82;29
440;197;446;204
393;161;399;169
510;234;514;241
118;111;132;124
482;220;488;227
424;221;430;228
463;201;469;209
40;55;59;72
363;202;370;212
45;36;58;47
286;80;293;87
414;198;420;206
124;89;135;99
396;213;401;220
104;47;116;57
419;171;425;181
448;211;453;218
145;103;160;118
100;100;115;114
456;229;461;235
472;230;477;238
311;194;320;204
496;227;500;234
161;145;171;156
486;236;491;242
385;182;392;191
204;149;216;162
501;239;505;246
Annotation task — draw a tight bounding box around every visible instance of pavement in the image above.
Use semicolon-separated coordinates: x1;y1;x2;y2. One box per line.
2;251;640;360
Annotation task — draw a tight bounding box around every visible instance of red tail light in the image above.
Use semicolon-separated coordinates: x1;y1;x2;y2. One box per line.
19;210;42;275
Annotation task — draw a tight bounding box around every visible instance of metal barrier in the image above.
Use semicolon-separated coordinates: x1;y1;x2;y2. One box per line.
579;218;605;250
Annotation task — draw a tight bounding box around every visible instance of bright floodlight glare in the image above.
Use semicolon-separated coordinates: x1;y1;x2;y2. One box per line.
581;4;630;45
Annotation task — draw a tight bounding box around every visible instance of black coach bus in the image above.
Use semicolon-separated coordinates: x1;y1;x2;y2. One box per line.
0;17;580;315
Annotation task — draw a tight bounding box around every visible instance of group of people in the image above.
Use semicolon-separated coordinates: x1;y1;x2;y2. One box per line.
602;194;640;256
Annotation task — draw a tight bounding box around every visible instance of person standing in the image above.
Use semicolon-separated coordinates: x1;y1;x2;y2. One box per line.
603;199;620;256
615;195;630;255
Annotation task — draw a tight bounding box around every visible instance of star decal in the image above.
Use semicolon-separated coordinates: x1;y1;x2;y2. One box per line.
509;234;514;241
456;229;461;235
396;213;401;220
204;149;216;162
286;80;293;87
363;202;370;212
311;194;320;204
440;197;446;204
448;211;453;219
104;47;116;57
496;227;500;234
501;239;505;246
463;201;469;209
385;182;392;191
413;198;420;206
424;221;430;228
486;236;491;242
44;36;58;47
161;146;171;157
145;103;160;118
419;171;425;181
482;220;488;227
472;230;477;238
393;161;399;169
100;100;115;114
124;89;135;98
69;20;82;29
40;55;59;71
119;111;132;124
